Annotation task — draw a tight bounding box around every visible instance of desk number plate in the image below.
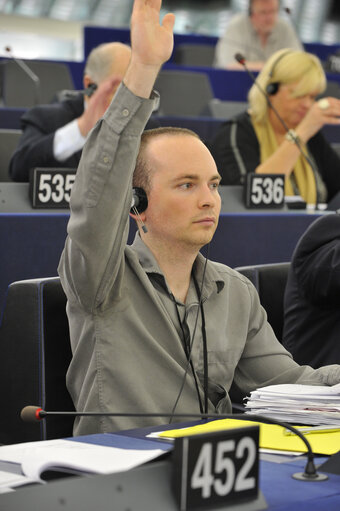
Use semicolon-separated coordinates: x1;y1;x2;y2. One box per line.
29;168;76;208
172;426;259;511
245;174;285;209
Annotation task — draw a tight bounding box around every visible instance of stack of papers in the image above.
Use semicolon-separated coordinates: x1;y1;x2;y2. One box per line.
244;383;340;425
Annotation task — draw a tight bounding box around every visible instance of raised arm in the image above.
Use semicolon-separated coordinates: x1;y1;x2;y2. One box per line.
58;0;175;311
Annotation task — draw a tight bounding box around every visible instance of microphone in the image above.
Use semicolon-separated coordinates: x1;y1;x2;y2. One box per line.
21;405;328;481
4;46;41;105
234;52;320;206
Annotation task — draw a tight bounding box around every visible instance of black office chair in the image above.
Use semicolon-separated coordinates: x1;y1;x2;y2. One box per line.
154;70;214;117
0;60;74;108
234;262;290;342
0;129;22;181
0;277;75;445
174;43;216;67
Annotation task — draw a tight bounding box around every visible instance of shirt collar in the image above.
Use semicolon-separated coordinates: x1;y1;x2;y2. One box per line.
131;232;225;300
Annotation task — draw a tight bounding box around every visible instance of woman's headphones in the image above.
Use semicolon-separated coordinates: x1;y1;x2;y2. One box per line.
265;50;293;95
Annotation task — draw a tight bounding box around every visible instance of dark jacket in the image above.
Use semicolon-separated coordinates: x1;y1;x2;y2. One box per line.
283;213;340;367
208;111;340;201
9;93;84;182
9;91;159;182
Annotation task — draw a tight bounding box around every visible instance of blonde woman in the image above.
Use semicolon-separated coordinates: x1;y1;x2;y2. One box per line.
209;49;340;206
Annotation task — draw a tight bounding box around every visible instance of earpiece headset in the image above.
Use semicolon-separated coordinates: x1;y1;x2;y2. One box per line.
265;50;293;96
130;187;148;233
84;82;98;97
131;187;148;214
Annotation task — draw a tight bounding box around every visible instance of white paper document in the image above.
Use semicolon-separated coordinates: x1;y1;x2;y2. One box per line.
0;438;164;486
244;383;340;425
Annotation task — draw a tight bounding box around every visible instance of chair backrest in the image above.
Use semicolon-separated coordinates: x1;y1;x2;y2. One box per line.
0;60;74;107
0;129;22;181
174;43;216;67
234;262;290;342
0;277;74;445
154;70;214;116
207;99;248;119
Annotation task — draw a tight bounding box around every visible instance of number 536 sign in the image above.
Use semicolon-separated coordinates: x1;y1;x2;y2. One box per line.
172;426;261;510
29;168;77;208
245;174;285;209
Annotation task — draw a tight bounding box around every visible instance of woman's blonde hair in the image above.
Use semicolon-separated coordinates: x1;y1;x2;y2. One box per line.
248;49;326;123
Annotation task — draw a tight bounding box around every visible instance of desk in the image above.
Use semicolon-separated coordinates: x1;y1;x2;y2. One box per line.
0;427;339;510
0;210;322;311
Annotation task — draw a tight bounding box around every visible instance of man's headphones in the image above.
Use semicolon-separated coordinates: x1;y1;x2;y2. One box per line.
265;50;292;95
130;187;148;214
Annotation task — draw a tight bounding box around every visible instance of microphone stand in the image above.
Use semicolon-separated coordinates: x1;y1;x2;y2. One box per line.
4;46;41;105
21;406;328;481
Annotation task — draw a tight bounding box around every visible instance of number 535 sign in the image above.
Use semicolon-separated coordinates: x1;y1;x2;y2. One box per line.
29;168;77;208
172;426;264;511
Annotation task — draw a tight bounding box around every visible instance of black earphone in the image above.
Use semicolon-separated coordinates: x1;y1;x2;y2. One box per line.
131;187;148;214
84;82;98;97
265;50;292;96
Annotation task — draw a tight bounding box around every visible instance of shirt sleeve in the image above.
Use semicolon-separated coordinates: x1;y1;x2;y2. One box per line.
53;119;87;161
233;277;340;391
58;83;157;312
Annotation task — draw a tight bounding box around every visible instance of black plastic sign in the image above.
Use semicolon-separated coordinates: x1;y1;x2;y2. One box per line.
172;425;260;511
29;167;76;208
245;174;285;209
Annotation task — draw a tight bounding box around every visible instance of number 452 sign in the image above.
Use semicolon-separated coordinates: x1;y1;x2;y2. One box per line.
172;426;266;511
29;168;77;208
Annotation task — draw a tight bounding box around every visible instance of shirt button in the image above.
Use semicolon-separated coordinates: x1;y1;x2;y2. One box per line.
103;156;109;164
122;108;129;117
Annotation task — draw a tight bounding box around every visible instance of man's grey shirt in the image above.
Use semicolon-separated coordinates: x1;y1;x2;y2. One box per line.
58;83;340;436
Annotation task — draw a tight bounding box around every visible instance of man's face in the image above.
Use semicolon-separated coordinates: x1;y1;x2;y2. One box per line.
250;0;279;36
142;135;221;251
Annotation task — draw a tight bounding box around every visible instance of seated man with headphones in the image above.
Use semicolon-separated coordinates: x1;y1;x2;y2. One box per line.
9;41;158;182
214;0;302;70
58;1;340;437
208;48;340;207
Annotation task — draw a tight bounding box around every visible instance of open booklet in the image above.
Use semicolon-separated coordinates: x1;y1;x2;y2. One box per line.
0;435;169;490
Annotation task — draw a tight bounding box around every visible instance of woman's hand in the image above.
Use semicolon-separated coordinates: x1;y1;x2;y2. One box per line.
296;96;340;142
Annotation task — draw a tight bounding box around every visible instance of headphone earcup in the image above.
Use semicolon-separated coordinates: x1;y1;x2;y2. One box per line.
131;187;148;214
266;82;279;96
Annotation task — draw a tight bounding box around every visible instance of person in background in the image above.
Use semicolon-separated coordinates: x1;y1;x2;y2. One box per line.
58;0;340;437
283;212;340;368
9;42;132;182
208;49;340;207
214;0;302;70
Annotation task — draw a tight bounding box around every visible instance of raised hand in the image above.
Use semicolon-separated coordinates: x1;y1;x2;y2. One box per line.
297;96;340;142
124;0;175;97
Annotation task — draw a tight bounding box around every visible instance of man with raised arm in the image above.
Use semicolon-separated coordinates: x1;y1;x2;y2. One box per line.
58;0;340;437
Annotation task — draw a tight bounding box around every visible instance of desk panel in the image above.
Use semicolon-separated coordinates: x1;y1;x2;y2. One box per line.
0;211;321;313
0;454;339;510
202;212;321;268
0;213;69;312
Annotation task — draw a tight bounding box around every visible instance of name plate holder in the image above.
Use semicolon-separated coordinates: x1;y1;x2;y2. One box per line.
244;174;285;209
172;425;267;511
29;167;77;208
